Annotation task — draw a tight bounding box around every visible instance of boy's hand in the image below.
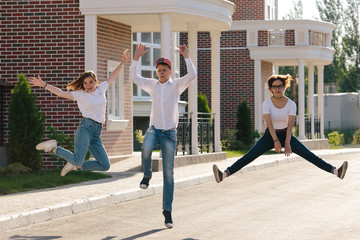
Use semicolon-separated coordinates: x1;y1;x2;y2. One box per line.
177;45;189;58
134;44;148;61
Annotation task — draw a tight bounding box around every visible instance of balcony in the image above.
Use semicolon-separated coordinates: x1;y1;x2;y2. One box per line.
231;19;335;66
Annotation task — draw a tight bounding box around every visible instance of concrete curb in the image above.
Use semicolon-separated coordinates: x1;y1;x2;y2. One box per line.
1;148;359;232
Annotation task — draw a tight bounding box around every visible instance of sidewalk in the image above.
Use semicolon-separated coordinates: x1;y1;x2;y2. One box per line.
1;148;359;232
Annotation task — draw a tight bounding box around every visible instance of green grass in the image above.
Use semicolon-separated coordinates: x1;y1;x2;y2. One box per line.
225;149;280;158
0;170;111;195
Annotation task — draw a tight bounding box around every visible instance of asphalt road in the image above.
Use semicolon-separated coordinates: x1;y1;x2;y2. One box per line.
1;153;359;240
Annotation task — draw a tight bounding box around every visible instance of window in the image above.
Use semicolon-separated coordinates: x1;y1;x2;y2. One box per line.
269;30;285;46
106;60;129;131
310;31;325;47
132;32;180;98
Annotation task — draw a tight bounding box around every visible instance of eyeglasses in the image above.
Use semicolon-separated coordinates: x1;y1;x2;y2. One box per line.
271;84;284;90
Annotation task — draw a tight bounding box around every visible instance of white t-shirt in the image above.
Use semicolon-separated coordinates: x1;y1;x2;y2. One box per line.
71;81;108;124
262;97;296;129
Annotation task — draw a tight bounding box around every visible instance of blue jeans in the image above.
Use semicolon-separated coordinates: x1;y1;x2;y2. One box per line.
55;118;110;171
142;126;176;211
226;128;335;175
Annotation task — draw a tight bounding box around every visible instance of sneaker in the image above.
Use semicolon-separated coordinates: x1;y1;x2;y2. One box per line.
162;210;173;229
140;177;150;189
36;140;57;152
60;162;77;177
213;164;223;183
337;161;348;179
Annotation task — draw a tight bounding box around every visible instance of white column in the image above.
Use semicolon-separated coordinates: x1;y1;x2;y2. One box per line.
298;59;306;140
84;15;97;73
210;30;221;152
160;14;171;59
254;59;262;132
187;23;199;154
318;65;325;138
308;63;315;139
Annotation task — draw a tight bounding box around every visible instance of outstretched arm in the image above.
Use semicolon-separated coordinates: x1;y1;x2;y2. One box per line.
29;75;74;100
107;49;129;87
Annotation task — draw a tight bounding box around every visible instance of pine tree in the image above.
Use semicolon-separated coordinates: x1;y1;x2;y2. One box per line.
6;74;45;171
235;99;252;146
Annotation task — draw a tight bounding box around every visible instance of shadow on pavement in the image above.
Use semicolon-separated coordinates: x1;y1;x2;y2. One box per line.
9;235;62;240
120;228;166;240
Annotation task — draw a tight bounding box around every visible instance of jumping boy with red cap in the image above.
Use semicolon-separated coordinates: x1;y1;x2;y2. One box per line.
130;44;196;228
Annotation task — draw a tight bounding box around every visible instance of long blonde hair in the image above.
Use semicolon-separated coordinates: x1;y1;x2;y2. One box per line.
67;70;98;91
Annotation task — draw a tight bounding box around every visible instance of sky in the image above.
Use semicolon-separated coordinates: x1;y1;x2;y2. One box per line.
278;0;320;20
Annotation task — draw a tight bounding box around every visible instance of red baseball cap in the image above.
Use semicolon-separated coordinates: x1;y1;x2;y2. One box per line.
155;57;172;69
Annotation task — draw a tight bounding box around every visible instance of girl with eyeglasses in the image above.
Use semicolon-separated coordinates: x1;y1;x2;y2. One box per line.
29;49;129;176
213;74;348;183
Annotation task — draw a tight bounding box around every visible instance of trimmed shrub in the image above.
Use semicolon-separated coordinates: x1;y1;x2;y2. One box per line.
236;99;252;146
6;74;45;171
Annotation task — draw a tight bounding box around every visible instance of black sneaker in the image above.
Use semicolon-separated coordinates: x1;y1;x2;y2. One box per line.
337;161;348;179
139;177;150;189
162;210;173;229
213;164;223;183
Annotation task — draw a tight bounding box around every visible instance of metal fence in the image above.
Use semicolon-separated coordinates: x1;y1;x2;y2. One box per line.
176;112;215;155
305;116;321;139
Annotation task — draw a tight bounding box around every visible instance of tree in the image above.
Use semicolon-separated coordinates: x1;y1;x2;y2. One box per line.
6;74;45;171
283;0;303;20
235;99;252;146
339;0;360;92
316;0;346;86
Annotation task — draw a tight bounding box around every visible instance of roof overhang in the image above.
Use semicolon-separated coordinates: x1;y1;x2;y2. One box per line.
248;46;335;66
79;0;235;32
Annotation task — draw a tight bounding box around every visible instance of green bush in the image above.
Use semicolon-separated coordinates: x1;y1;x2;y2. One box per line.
135;129;144;148
327;131;344;146
0;163;32;177
221;129;236;151
198;92;211;115
6;74;45;171
352;129;360;145
236;99;252;146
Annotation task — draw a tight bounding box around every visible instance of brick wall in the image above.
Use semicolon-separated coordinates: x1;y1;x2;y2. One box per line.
285;30;295;46
229;0;265;20
258;30;268;46
0;0;133;168
97;17;133;156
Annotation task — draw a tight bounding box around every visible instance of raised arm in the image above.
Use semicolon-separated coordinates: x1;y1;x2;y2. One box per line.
176;45;197;94
129;44;155;94
29;75;74;100
107;49;129;87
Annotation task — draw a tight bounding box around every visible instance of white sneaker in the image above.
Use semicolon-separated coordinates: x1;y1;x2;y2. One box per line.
61;162;77;177
36;140;57;152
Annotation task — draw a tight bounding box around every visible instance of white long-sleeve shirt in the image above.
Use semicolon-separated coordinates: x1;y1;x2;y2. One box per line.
130;58;197;130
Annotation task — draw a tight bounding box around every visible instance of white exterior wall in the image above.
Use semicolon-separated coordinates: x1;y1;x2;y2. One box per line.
314;92;360;129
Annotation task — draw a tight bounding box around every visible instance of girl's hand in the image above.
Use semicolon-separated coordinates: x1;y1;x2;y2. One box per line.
274;140;282;153
121;49;130;64
134;44;148;61
284;142;292;157
29;75;45;88
177;45;189;58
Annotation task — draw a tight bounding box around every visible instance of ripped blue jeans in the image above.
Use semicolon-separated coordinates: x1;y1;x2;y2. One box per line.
55;118;110;171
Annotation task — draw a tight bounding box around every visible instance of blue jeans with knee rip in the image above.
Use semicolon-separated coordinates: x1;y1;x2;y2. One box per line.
55;118;110;171
142;126;176;212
